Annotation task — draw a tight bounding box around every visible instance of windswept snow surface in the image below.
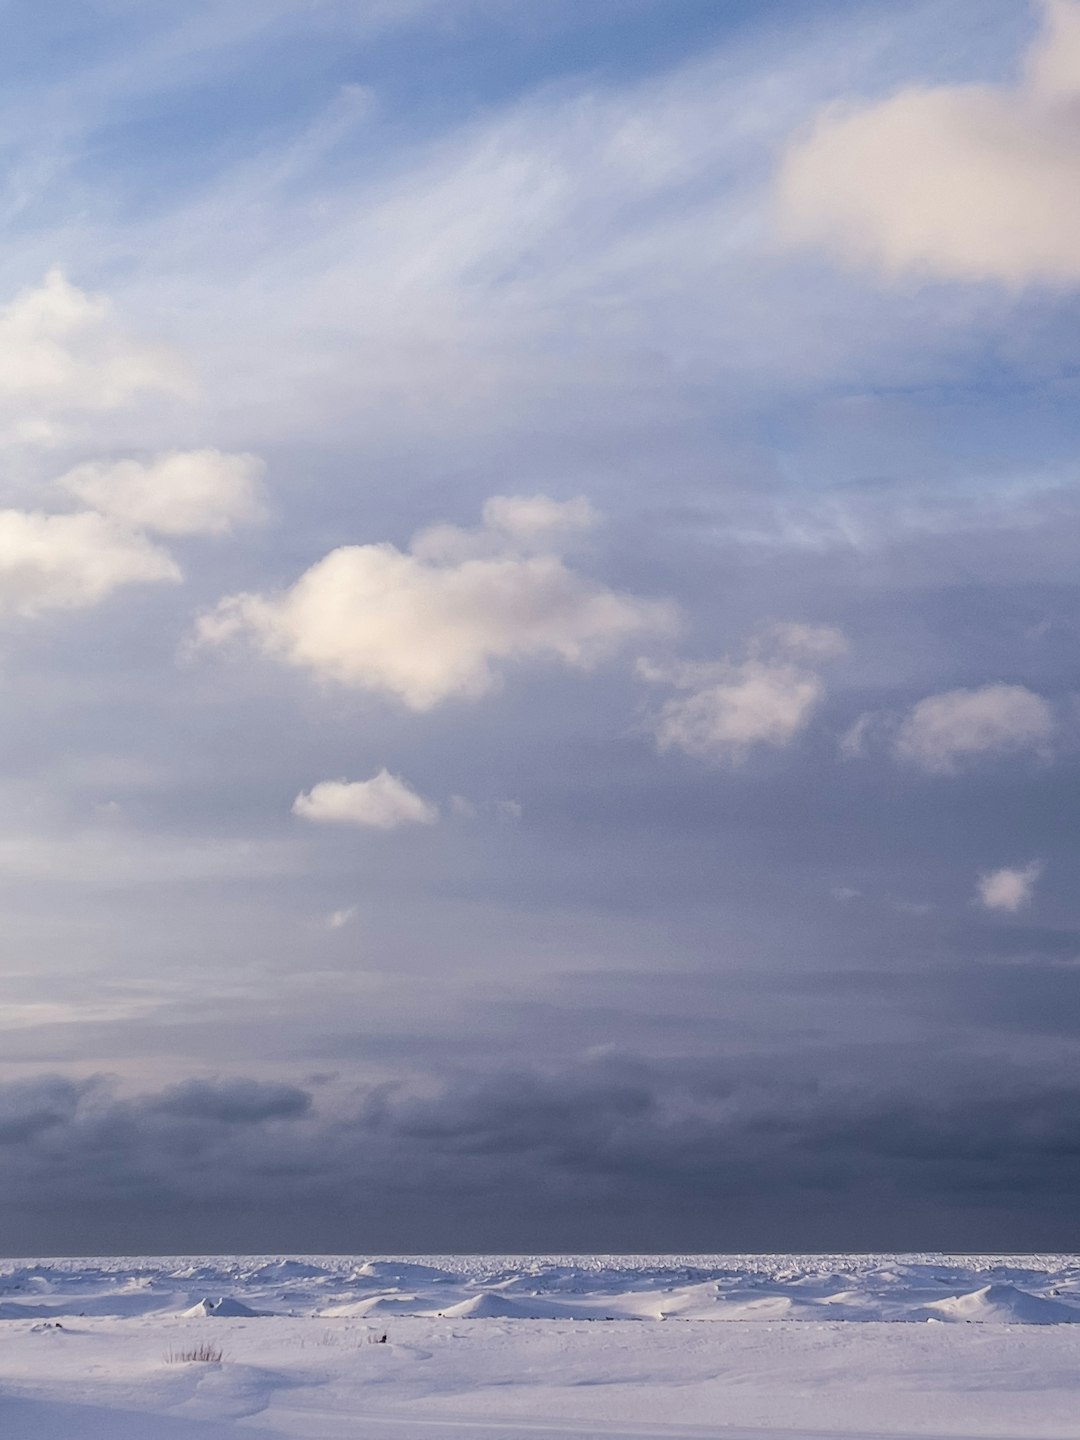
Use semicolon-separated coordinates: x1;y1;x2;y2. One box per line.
2;1254;1080;1437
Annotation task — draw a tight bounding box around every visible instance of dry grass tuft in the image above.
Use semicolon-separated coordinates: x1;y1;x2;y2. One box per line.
165;1342;224;1364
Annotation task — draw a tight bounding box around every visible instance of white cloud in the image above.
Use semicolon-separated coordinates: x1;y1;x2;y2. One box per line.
894;684;1054;773
58;450;265;536
752;621;849;662
482;494;598;547
0;269;187;437
0;271;269;621
0;447;266;621
198;496;676;710
326;905;358;929
293;771;439;829
410;494;598;564
777;0;1080;284
0;509;180;616
977;861;1043;913
639;622;844;764
649;661;824;764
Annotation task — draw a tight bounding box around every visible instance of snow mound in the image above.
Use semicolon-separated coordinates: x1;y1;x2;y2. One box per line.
919;1284;1080;1325
319;1295;428;1318
183;1296;262;1318
439;1292;535;1319
438;1292;578;1320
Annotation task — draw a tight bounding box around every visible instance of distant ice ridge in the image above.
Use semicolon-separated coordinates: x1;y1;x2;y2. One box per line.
2;1254;1080;1325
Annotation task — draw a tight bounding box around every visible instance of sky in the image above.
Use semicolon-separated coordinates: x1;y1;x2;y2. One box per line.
1;0;1080;1254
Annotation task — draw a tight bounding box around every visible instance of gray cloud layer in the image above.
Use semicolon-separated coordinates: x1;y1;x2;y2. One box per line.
4;1057;1080;1253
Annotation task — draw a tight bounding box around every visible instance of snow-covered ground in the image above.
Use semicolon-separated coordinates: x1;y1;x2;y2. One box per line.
2;1254;1079;1437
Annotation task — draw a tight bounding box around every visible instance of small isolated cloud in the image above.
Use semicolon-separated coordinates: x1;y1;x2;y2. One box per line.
59;450;265;536
293;770;439;829
894;684;1054;774
753;622;849;662
198;495;675;710
0;509;180;616
977;861;1043;914
650;662;823;763
639;621;845;764
0;268;187;436
777;0;1080;286
326;906;357;930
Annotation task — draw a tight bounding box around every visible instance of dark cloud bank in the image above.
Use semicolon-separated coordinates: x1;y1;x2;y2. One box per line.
4;1058;1080;1254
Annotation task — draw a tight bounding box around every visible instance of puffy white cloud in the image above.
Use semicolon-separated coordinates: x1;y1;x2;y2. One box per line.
198;496;676;710
0;509;180;616
0;447;267;620
977;861;1043;913
0;269;187;437
639;621;846;764
0;276;270;623
649;660;824;764
0;275;263;621
293;771;439;829
777;1;1080;284
58;450;265;536
894;684;1054;773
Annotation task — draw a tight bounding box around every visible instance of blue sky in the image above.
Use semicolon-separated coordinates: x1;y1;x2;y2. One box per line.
1;0;1080;1251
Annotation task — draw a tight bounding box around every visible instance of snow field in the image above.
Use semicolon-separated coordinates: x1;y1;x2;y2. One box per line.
2;1255;1080;1437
